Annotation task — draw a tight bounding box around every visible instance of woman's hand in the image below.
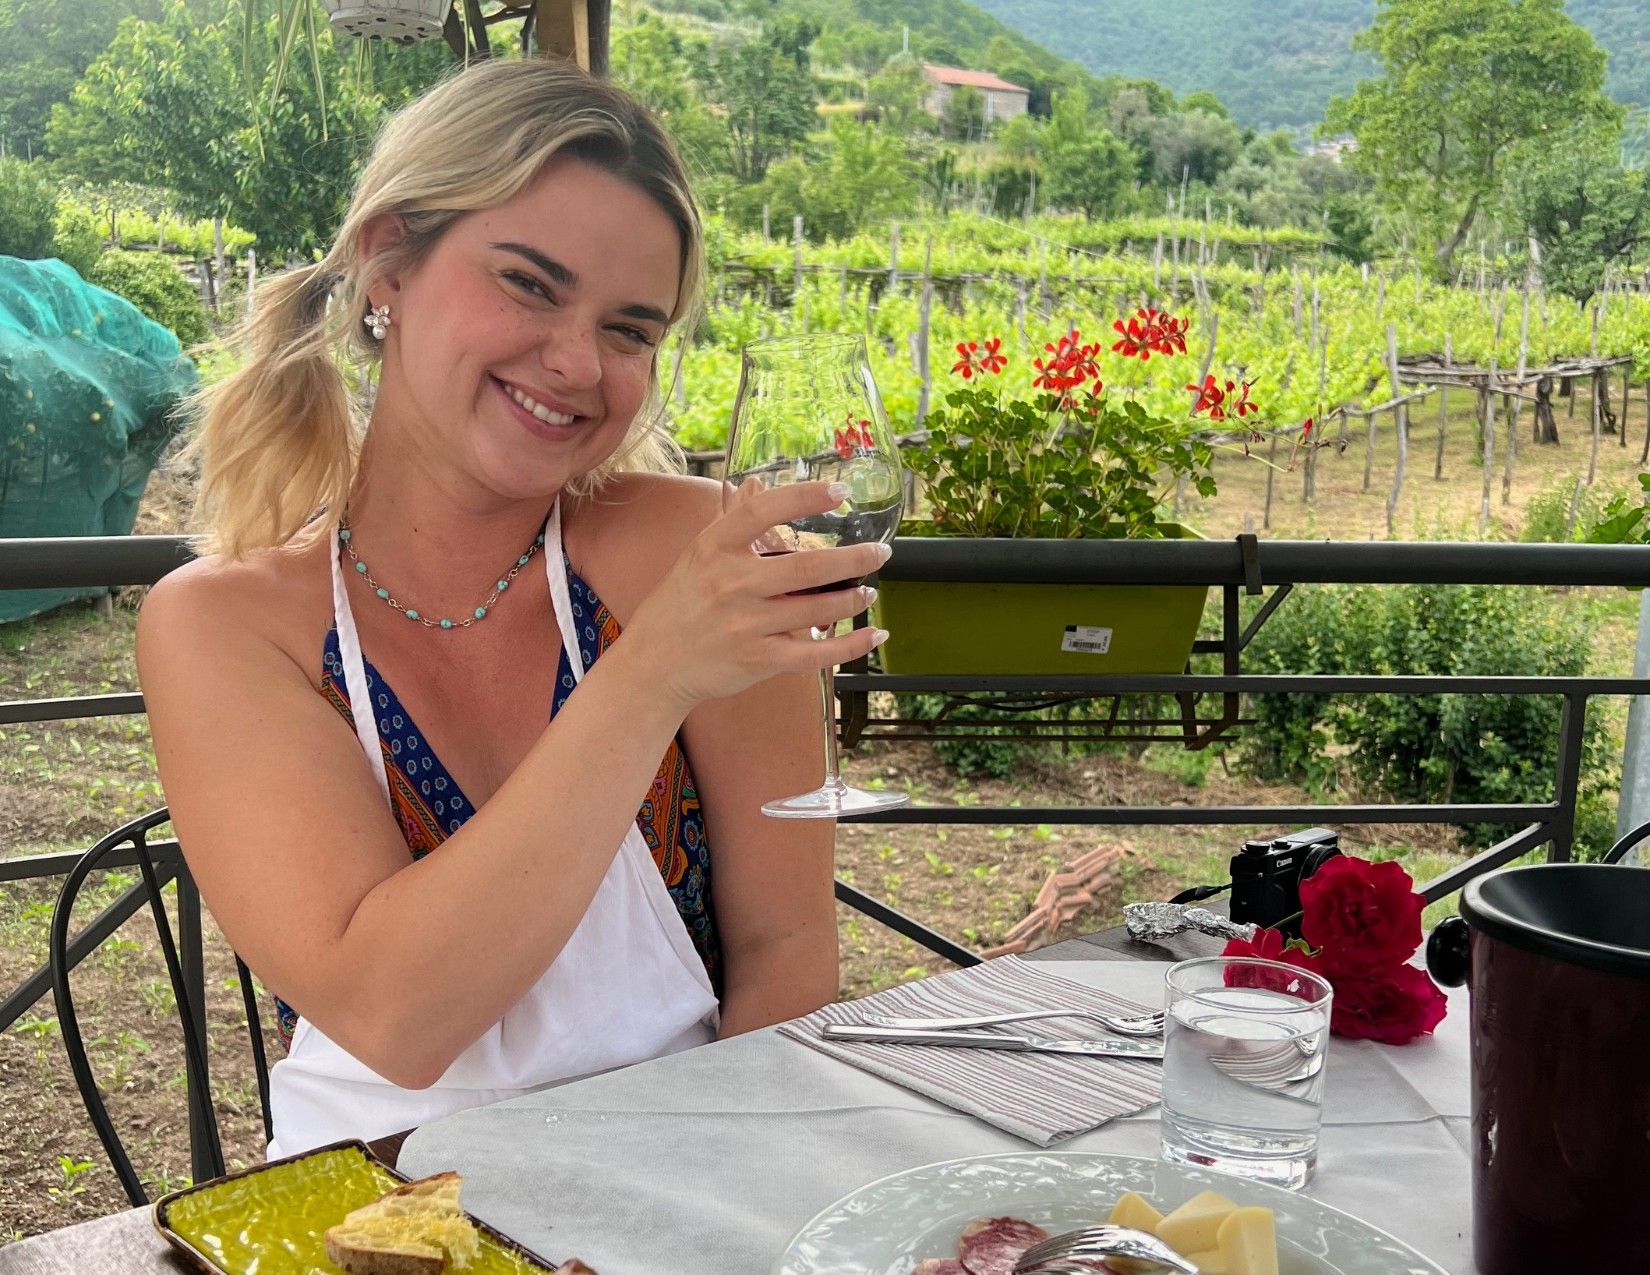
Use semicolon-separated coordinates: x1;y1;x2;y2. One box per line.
623;480;890;713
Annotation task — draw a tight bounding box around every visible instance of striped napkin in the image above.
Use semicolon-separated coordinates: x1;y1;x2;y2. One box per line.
778;955;1162;1146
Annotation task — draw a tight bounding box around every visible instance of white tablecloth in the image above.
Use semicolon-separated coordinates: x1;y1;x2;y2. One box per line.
399;962;1472;1274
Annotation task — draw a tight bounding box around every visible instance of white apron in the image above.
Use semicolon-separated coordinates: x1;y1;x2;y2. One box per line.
265;502;720;1158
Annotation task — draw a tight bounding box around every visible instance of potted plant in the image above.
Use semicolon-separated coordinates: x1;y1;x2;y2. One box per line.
323;0;451;43
874;311;1253;675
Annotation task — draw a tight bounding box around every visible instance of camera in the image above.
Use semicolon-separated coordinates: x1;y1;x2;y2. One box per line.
1229;828;1342;936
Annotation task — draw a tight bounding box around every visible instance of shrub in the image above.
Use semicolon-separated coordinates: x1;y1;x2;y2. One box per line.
50;201;106;277
1243;583;1615;858
1521;474;1619;544
0;157;59;260
88;249;210;347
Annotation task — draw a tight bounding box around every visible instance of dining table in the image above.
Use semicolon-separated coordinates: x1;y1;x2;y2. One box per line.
0;923;1474;1274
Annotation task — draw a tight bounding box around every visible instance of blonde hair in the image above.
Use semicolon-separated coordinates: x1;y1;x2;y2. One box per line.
185;58;703;559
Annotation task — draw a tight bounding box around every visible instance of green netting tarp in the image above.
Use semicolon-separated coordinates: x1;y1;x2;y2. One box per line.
1;256;197;623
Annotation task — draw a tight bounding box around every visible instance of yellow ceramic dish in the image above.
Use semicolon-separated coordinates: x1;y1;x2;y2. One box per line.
152;1140;558;1274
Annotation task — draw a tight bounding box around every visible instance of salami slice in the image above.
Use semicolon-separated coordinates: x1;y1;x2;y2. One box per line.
913;1261;969;1274
958;1216;1050;1275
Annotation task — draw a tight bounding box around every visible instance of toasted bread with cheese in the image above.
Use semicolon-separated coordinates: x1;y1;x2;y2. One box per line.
324;1172;481;1275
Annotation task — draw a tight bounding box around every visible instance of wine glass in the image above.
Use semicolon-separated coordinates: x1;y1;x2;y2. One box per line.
724;332;910;819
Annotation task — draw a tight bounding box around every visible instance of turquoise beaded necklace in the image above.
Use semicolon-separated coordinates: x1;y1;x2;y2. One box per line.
337;515;547;632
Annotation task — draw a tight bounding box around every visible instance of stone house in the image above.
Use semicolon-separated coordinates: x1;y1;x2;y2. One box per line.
920;65;1031;125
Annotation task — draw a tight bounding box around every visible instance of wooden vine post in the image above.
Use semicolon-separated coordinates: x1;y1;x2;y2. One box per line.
914;238;934;425
1481;352;1499;533
1385;323;1407;535
1503;276;1531;505
1589;302;1602;485
1434;332;1451;480
1622;364;1632;450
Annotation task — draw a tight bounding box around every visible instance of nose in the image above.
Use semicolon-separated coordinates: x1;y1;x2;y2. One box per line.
539;316;602;392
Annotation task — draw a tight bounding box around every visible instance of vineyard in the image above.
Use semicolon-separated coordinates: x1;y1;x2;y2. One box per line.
661;210;1650;538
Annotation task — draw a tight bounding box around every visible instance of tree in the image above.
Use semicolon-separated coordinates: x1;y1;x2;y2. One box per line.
0;0;172;160
752;118;918;239
694;21;819;182
48;5;384;258
1507;125;1650;304
1181;89;1229;119
1324;0;1621;275
0;156;57;259
611;12;727;176
1043;91;1135;219
944;86;985;142
866;53;929;136
1144;109;1242;186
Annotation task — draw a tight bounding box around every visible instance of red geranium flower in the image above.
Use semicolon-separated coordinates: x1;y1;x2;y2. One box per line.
1111;307;1189;361
1187;374;1231;420
952;337;1007;380
1230;380;1258;419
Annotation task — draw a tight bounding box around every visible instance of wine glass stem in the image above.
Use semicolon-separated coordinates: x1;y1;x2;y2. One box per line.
813;631;843;791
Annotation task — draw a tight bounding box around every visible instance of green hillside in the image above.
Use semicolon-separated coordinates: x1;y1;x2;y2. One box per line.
645;0;1106;101
967;0;1649;132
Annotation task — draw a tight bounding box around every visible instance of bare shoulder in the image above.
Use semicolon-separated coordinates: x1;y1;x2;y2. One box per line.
561;471;723;624
580;470;722;539
137;536;332;688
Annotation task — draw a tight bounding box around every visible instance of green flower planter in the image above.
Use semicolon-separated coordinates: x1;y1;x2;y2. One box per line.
870;525;1208;676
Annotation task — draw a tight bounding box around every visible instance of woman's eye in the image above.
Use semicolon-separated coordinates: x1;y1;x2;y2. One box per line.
612;324;657;347
504;270;551;300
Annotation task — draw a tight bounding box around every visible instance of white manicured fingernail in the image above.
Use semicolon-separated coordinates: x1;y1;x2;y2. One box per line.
862;586;879;606
876;543;893;562
827;482;851;501
870;628;890;648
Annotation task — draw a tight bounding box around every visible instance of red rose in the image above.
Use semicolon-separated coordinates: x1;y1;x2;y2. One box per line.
1300;856;1424;978
1329;964;1448;1044
1221;927;1325;997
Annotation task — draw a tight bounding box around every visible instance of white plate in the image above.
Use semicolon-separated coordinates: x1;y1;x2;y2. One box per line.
773;1152;1447;1275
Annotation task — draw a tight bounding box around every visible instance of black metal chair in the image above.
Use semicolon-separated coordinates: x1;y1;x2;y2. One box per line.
1604;818;1650;864
49;807;273;1205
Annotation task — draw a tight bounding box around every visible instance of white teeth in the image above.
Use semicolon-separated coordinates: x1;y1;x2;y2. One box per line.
503;381;576;426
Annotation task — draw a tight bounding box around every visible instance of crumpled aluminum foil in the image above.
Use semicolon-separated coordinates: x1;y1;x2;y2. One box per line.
1124;901;1258;944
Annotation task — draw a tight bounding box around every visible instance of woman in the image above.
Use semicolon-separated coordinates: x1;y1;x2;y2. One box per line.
136;59;889;1158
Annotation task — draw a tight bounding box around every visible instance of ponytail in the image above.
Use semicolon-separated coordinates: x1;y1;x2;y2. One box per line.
182;263;361;559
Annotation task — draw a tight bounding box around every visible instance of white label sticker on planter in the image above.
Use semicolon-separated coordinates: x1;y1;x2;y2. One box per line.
1061;625;1113;654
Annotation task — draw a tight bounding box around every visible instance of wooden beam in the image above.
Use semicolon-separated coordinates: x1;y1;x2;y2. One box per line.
535;0;609;74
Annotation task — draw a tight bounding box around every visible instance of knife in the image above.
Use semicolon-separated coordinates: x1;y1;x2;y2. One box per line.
820;1023;1164;1059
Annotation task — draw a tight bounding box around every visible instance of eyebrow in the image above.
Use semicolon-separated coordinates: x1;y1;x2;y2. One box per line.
492;240;671;326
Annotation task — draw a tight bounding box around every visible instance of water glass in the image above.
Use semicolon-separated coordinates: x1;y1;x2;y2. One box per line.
1160;956;1333;1189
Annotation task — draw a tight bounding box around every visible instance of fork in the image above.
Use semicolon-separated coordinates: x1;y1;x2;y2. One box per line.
859;1008;1166;1037
1012;1224;1199;1274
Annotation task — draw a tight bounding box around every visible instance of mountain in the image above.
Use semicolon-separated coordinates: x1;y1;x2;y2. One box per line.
966;0;1650;133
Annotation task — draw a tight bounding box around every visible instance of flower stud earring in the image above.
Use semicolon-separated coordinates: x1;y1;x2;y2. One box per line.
364;303;391;340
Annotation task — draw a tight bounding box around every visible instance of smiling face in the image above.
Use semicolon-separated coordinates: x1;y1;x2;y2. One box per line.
367;152;685;503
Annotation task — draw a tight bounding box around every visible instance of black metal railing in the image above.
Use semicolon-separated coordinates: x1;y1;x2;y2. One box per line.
4;532;1650;1170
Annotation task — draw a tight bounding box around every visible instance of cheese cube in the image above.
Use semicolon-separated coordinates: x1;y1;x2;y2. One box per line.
1155;1190;1238;1255
1217;1206;1279;1275
1184;1251;1228;1274
1107;1191;1165;1233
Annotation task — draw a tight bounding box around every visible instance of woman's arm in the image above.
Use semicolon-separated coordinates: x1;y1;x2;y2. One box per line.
139;484;883;1089
682;665;840;1037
